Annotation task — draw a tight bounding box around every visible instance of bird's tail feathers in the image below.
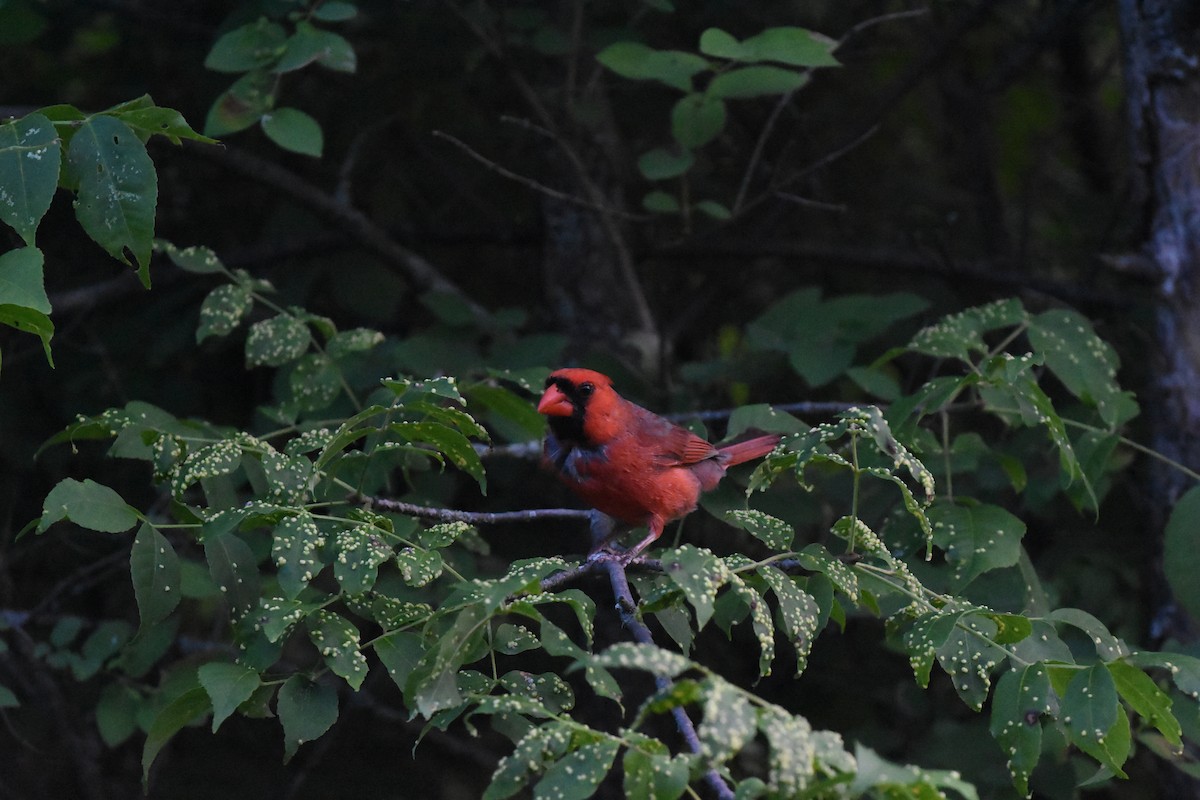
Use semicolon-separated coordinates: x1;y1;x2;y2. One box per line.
717;434;782;466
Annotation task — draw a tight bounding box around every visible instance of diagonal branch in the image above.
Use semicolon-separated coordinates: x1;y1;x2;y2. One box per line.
184;142;490;321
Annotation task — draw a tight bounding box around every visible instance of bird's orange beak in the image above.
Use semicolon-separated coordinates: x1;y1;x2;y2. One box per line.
537;384;574;417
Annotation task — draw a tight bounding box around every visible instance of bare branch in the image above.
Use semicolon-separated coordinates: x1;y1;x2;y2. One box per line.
183;143;490;322
432;130;647;221
360;495;591;525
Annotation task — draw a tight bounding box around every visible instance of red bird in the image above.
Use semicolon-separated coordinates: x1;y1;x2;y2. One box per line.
537;368;780;560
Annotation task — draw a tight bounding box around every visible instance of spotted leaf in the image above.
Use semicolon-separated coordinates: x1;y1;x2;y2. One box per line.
699;678;757;761
989;664;1053;796
130;523;180;630
534;735;620;800
197;284;252;342
245;313;311;368
1062;663;1128;777
309;610;367;690
760;568;820;674
272;513;326;599
929;502;1024;590
661;545;729;630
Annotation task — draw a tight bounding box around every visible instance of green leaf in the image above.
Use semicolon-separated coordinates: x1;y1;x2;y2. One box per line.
158;241;227;274
0;112;60;245
142;687;211;787
637;147;694;180
535;737;620;800
759;568;820;673
1049;608;1127;661
592;642;693;678
1062;663;1127;777
908;298;1027;362
0;303;54;366
205;70;275;137
39;477;138;533
313;2;358;22
465;383;545;442
623;746;689;800
725;509;794;550
275;22;356;73
374;631;425;692
309;610;368;690
111;105;216;145
272;513;326;599
205;18;287;72
671;92;726;148
484;724;572;800
395;546;444;587
661;545;729;629
261;107;324;157
198;661;260;732
708;66;808;98
246;313;312;367
96;683;139;746
1164;485;1200;621
326;327;383;358
197;284;253;343
333;523;392;594
390;421;487;494
596;41;709;91
757;705;818;794
67;115;157;283
130;523;180;629
202;529;261;618
0;246;51;313
699;27;840;67
1029;308;1137;428
929;502;1024;590
277;675;338;762
694;200;731;220
934;613;1005;710
642;190;680;213
1107;660;1182;749
989;664;1053;796
699;678;757;761
0;684;17;709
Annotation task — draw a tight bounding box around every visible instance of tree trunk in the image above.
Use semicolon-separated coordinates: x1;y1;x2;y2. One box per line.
1117;0;1200;791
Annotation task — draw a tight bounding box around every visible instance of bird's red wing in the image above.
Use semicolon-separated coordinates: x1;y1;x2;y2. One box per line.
628;404;720;466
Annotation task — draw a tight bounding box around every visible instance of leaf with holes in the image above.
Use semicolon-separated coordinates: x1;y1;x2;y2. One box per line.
68;115;157;284
989;664;1053;796
0;112;59;246
130;523;180;630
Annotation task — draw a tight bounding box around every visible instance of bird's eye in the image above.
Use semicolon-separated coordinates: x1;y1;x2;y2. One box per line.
578;382;594;397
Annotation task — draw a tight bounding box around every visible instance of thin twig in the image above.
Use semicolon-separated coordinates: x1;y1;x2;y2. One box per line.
601;558;736;800
734;85;805;215
432;130;647;222
361;495;592;525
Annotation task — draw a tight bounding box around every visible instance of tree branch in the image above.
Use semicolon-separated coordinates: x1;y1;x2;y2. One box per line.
183;143;490;322
601;557;736;800
360;495;591;525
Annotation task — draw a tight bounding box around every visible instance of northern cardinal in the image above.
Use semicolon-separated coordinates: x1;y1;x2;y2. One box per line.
537;368;781;560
